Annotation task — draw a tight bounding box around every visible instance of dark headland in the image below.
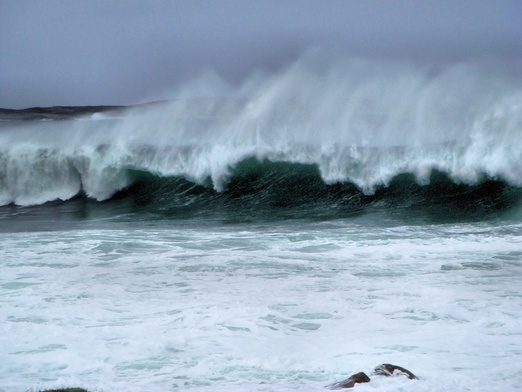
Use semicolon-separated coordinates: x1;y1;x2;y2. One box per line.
0;106;127;121
0;100;174;121
0;98;250;122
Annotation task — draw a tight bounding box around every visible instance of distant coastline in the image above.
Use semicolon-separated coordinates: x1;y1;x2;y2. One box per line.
0;99;245;121
0;100;175;121
0;105;128;121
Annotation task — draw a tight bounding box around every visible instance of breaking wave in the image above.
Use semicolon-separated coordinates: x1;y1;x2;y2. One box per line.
0;52;521;220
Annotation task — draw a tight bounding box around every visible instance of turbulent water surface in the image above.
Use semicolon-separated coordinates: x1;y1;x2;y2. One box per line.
1;55;521;391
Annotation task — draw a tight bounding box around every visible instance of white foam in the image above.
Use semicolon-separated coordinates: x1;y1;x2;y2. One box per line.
1;222;521;391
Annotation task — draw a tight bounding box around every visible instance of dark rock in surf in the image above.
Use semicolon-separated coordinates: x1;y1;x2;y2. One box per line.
373;363;418;379
327;372;371;389
327;363;417;389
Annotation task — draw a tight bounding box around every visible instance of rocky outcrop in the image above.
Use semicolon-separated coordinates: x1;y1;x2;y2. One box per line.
373;363;418;379
327;371;371;389
328;363;417;389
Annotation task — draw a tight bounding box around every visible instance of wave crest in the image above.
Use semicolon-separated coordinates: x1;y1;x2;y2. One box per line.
0;53;520;207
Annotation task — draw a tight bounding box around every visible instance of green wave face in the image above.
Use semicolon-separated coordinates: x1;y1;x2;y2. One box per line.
116;159;522;224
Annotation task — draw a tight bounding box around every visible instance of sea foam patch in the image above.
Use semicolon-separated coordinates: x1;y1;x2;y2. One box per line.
1;222;521;391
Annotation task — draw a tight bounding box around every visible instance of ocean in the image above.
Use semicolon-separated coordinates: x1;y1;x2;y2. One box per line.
1;56;521;391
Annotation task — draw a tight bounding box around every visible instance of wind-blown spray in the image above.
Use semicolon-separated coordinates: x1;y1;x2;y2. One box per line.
0;52;520;206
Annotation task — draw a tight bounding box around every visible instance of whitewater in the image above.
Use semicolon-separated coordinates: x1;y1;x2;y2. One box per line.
1;53;521;391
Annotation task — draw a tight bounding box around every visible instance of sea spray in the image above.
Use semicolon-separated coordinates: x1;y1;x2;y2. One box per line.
0;52;520;206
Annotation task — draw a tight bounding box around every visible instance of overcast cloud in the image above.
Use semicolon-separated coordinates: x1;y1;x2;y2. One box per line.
1;0;521;108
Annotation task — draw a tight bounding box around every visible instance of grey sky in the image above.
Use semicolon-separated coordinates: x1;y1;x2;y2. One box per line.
1;0;521;108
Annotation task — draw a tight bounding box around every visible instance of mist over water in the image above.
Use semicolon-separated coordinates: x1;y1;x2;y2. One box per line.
2;1;522;109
